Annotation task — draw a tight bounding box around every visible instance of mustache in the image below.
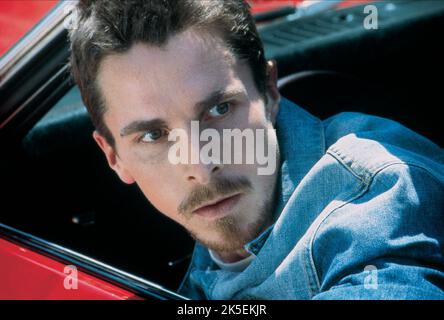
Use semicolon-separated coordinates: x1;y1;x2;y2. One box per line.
178;176;253;216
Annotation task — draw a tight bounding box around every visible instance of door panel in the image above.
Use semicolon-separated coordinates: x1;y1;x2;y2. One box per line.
0;237;141;300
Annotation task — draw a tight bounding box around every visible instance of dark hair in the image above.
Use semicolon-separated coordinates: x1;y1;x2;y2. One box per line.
69;0;268;147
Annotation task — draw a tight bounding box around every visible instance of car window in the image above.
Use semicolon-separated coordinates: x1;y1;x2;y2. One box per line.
1;85;195;292
0;0;59;57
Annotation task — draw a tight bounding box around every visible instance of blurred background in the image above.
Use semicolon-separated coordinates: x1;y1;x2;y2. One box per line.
0;0;371;57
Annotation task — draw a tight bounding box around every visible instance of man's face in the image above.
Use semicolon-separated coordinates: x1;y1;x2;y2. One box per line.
94;29;281;253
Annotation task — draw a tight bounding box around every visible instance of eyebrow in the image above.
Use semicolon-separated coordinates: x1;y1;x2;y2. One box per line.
120;118;167;137
193;88;245;118
119;88;246;138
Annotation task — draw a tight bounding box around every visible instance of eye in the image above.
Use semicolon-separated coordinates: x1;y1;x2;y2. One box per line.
138;129;165;143
207;102;231;118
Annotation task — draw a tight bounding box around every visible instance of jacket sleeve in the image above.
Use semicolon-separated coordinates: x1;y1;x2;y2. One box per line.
311;163;444;300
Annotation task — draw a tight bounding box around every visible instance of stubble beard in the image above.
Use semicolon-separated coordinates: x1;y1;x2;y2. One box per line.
188;190;275;253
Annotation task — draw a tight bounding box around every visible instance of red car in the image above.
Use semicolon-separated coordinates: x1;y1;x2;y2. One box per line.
1;0;442;300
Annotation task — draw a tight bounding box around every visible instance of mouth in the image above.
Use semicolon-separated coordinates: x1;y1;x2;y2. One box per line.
192;193;243;220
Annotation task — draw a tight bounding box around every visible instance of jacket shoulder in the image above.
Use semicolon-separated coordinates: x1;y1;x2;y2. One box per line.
323;112;444;183
311;162;444;295
324;112;443;164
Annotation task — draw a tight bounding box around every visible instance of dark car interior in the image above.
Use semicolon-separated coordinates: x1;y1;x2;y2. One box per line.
1;0;443;293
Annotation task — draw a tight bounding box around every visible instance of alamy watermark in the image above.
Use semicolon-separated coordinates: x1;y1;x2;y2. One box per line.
364;5;379;30
364;265;378;290
63;265;78;290
167;122;277;176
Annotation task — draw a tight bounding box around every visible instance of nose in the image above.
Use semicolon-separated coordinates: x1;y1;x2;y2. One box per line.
186;163;222;185
184;134;224;185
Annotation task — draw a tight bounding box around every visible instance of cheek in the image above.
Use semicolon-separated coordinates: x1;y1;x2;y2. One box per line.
224;100;268;132
132;145;170;165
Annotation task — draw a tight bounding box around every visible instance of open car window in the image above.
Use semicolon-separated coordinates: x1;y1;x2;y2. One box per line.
3;84;196;293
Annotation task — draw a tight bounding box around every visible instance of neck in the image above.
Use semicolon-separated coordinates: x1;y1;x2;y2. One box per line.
213;248;251;263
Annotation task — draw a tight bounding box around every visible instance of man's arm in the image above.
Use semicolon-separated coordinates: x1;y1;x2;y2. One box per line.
312;263;444;299
311;164;444;299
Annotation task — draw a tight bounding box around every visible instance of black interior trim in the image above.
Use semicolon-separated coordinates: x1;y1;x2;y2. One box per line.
260;0;444;77
0;23;70;133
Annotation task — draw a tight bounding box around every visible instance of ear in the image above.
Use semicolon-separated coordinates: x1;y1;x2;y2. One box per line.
93;131;136;184
265;59;281;125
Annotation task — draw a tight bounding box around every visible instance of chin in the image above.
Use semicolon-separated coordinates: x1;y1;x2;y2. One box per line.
193;219;265;253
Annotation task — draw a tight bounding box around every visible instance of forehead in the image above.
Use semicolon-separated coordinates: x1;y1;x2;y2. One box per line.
97;29;243;124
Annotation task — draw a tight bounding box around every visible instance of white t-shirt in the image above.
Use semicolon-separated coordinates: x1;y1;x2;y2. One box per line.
208;249;255;272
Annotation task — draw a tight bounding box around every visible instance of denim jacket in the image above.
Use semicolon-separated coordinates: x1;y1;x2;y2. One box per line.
178;97;444;300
